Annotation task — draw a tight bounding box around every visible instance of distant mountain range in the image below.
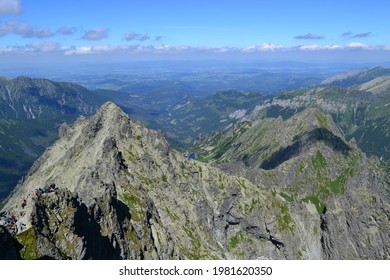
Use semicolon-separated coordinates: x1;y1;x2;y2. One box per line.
0;76;107;119
321;66;390;87
162;68;390;161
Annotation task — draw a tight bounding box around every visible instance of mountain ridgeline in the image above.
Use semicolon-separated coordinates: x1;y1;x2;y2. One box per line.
321;66;390;87
156;68;390;163
0;76;107;119
248;75;390;160
1;102;389;260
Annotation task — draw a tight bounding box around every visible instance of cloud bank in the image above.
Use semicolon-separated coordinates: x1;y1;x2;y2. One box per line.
0;20;55;38
0;20;79;38
0;0;22;16
2;41;389;57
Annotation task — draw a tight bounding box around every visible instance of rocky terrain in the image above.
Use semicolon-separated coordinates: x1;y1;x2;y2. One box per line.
246;75;390;160
0;77;109;202
1;102;389;259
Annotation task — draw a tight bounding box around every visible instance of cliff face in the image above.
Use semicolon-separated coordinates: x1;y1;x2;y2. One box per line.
2;102;389;259
197;108;390;259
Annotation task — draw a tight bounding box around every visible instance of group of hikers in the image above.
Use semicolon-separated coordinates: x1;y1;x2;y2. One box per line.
34;183;56;198
0;210;24;234
0;183;57;234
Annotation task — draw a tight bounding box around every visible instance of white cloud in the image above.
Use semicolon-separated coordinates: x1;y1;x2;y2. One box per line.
299;44;343;51
57;27;77;35
0;0;22;16
261;43;285;51
327;45;343;50
124;31;158;42
242;45;256;52
299;44;321;51
64;46;92;55
124;31;139;41
64;44;217;56
242;43;382;53
0;41;64;54
81;27;109;41
64;44;140;55
0;46;13;54
0;21;78;38
29;41;63;52
243;43;285;52
346;42;372;49
0;20;55;38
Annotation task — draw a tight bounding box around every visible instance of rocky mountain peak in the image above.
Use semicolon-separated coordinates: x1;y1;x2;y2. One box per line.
94;101;127;120
196;107;348;169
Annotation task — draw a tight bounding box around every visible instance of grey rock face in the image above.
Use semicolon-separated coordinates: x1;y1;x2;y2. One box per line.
2;102;389;259
197;108;390;260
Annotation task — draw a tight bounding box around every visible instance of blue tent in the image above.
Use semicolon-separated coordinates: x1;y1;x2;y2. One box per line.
184;152;197;159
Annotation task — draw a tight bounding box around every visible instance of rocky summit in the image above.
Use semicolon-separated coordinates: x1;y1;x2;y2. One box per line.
0;76;110;203
1;102;389;260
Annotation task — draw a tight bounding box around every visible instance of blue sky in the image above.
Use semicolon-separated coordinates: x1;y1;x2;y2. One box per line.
1;0;390;65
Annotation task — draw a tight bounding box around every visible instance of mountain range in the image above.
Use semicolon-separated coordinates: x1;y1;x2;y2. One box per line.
1;102;389;259
248;75;390;160
163;67;390;161
1;67;390;259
